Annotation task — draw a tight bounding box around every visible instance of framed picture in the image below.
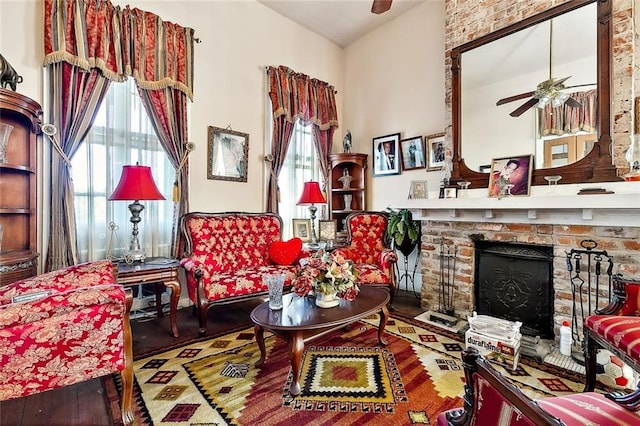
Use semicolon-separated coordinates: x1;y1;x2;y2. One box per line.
444;187;457;199
372;132;401;176
400;136;426;170
408;180;428;199
207;125;249;182
488;154;534;198
318;220;337;241
292;219;312;242
425;132;446;171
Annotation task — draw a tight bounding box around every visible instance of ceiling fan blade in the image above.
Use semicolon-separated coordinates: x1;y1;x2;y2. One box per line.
565;97;583;109
510;98;538;117
552;76;571;86
371;0;392;14
496;91;536;106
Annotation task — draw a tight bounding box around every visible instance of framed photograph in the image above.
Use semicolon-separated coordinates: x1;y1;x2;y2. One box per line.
318;220;337;241
425;132;446;171
408;180;428;199
444;187;457;199
207;125;249;182
400;136;426;171
488;154;534;198
292;219;312;242
372;132;401;176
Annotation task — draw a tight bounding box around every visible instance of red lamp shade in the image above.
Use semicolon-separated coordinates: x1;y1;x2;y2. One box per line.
297;181;326;205
109;165;165;201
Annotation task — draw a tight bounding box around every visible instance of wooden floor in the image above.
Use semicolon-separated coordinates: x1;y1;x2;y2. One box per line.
0;290;424;426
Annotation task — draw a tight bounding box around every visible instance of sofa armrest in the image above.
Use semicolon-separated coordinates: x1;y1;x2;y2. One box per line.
0;260;115;305
0;284;126;329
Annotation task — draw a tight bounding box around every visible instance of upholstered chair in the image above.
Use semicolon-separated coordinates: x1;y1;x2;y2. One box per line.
437;347;640;425
0;260;134;425
332;211;398;305
583;275;640;410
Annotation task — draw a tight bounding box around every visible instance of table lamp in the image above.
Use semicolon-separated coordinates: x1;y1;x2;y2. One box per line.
109;163;165;261
297;181;326;246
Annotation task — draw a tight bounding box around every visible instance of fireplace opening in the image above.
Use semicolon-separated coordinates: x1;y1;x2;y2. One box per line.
474;241;554;339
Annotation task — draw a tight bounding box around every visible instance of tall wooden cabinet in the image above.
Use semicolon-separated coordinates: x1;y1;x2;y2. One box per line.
0;89;42;286
328;153;367;232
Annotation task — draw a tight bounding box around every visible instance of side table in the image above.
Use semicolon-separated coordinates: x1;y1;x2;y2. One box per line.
116;258;181;337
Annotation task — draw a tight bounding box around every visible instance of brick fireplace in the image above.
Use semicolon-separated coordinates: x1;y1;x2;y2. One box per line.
407;182;640;341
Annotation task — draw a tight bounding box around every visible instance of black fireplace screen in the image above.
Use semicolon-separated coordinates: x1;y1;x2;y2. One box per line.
474;241;554;339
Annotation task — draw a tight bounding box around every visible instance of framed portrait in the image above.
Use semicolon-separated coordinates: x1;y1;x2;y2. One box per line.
488;154;534;198
372;133;401;176
292;219;312;242
425;132;446;171
318;220;337;241
207;126;249;182
408;180;428;199
400;136;426;171
444;187;457;199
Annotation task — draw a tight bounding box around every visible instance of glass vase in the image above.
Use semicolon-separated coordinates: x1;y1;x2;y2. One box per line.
0;123;14;163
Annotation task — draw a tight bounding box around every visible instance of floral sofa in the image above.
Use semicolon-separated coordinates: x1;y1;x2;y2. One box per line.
0;260;134;425
179;212;300;334
437;346;640;425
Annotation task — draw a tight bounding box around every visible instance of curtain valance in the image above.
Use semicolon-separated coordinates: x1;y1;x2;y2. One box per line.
43;0;194;100
267;65;338;131
538;89;597;136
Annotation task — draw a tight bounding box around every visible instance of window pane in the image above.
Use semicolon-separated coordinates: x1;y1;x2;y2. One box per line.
72;78;173;262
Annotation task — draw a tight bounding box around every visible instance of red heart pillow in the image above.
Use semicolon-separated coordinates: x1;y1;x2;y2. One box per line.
269;238;303;265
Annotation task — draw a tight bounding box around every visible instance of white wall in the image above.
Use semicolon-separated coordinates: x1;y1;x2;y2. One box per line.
343;0;446;208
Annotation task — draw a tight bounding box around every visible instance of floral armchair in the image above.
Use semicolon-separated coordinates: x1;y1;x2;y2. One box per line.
584;275;640;409
333;211;398;305
0;260;134;425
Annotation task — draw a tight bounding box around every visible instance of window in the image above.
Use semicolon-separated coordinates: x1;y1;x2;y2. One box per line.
72;79;174;262
278;122;321;239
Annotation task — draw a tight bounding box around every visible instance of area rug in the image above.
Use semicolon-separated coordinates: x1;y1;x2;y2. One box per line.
107;314;585;425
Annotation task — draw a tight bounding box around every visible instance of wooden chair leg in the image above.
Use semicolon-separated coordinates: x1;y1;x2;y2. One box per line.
120;290;135;425
583;330;598;392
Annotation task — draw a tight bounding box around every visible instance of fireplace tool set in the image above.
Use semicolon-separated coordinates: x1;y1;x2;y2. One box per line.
566;239;614;363
430;239;458;327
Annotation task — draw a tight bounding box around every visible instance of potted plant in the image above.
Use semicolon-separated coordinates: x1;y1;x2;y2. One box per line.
385;208;421;257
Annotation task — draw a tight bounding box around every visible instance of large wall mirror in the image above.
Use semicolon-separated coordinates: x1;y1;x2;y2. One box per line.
451;0;619;187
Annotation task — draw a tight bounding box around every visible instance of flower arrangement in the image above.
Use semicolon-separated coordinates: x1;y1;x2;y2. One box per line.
293;250;359;301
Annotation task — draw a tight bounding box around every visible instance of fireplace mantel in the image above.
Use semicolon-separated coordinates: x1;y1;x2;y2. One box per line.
396;182;640;226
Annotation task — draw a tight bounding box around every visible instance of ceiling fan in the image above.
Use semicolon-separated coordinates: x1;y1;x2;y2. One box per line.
495;20;593;117
371;0;393;14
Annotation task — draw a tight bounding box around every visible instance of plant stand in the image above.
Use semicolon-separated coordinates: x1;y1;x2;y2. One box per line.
394;240;422;299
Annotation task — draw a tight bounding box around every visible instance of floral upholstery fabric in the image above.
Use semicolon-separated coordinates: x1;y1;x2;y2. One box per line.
0;260;127;401
332;213;397;286
180;213;297;303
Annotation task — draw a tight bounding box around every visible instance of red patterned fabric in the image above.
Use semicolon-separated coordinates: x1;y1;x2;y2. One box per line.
585;315;640;363
0;260;126;401
539;392;640;425
333;213;397;285
180;213;297;302
439;374;640;426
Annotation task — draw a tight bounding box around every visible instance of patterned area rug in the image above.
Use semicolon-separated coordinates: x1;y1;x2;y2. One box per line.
107;314;585;425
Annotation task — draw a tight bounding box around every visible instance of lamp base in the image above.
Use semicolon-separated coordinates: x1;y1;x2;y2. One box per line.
126;249;146;262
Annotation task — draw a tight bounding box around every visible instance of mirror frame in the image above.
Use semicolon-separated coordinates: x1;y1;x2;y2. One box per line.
450;0;619;188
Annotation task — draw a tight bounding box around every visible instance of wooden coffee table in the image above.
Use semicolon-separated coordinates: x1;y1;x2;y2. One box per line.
250;286;390;396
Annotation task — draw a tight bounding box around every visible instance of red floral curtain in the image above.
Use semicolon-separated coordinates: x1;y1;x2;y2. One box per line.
538;89;597;136
266;65;339;213
43;0;194;269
